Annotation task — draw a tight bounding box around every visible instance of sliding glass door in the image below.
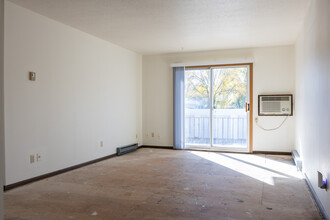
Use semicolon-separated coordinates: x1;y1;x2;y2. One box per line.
211;67;249;151
184;68;211;148
184;65;250;152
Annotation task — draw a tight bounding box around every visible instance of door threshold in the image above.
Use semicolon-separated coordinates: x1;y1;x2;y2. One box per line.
185;147;251;154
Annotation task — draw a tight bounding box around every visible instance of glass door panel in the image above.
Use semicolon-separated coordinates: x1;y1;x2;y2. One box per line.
184;69;211;148
212;67;249;150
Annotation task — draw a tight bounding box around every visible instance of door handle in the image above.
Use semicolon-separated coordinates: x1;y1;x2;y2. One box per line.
246;102;250;112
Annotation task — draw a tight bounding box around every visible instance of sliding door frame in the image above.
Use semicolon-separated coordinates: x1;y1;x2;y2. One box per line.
185;63;253;153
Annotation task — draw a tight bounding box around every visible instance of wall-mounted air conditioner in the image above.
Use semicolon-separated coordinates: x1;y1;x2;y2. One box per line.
258;94;293;116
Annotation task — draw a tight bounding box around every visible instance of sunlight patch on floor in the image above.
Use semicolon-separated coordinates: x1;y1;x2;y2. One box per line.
227;153;303;179
190;151;301;185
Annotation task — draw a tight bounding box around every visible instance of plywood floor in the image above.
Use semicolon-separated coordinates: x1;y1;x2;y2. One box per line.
4;148;322;220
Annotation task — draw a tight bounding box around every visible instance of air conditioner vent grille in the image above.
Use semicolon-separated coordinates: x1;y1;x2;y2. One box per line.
262;96;290;101
262;102;281;112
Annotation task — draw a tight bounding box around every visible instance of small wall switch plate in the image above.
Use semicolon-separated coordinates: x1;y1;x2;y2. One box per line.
158;134;161;139
146;133;149;138
29;72;36;81
152;132;155;138
30;155;35;163
136;133;138;139
100;141;103;147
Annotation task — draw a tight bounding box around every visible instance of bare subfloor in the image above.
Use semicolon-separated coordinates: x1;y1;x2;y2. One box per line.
5;148;321;220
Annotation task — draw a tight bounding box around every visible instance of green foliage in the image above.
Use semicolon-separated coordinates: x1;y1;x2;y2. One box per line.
185;67;247;109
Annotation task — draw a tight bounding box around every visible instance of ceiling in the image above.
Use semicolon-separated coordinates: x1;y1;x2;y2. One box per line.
9;0;311;55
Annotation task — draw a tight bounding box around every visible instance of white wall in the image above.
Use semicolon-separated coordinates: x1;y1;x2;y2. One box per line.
143;46;295;151
295;0;330;216
0;0;4;218
4;1;142;185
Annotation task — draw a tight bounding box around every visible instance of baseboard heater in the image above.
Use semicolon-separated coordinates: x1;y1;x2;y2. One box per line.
117;143;138;156
292;150;302;171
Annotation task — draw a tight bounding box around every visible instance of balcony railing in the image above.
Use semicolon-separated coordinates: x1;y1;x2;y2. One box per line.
185;109;247;146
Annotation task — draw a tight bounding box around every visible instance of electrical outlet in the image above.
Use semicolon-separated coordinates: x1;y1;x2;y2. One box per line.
152;132;155;138
136;133;138;139
36;153;41;162
100;141;103;147
30;155;35;163
146;133;149;138
255;117;258;123
158;134;161;139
